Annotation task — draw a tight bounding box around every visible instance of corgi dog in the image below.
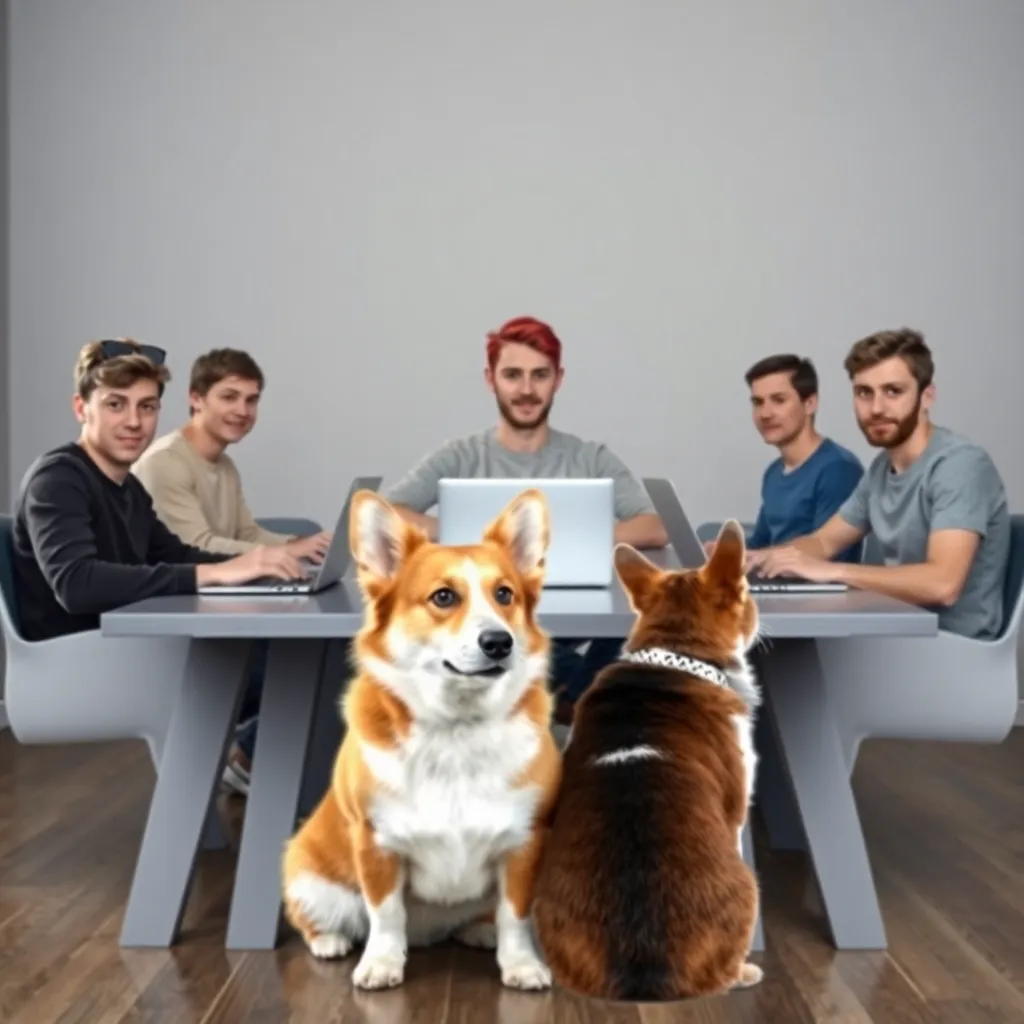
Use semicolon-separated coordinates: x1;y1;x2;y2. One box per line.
532;521;763;1002
281;487;561;991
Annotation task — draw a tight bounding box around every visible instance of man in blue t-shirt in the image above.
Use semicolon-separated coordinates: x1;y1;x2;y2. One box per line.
729;354;864;562
748;329;1010;638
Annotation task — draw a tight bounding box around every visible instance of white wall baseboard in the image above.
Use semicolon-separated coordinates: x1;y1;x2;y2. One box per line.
1016;700;1024;728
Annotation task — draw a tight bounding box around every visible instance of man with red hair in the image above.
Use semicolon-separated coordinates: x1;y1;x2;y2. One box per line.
386;315;666;547
384;315;668;723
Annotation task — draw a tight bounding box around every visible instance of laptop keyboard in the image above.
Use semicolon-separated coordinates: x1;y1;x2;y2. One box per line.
747;575;800;591
746;571;843;592
247;575;310;588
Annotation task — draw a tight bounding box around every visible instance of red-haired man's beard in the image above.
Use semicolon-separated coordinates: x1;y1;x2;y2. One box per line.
496;393;552;430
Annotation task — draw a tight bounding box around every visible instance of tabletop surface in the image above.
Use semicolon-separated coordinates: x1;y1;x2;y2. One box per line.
101;546;939;640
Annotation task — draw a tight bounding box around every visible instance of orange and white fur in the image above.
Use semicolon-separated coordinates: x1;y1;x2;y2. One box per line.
281;488;561;991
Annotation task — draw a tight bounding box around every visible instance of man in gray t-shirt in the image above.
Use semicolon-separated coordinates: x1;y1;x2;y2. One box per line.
835;426;1009;637
384;316;666;550
384;315;668;725
750;328;1010;639
385;425;658;525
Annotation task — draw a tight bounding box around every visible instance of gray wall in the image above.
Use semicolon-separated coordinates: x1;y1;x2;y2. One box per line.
5;2;1024;691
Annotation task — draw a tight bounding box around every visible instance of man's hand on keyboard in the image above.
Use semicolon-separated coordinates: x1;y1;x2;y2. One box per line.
286;531;332;564
197;545;308;588
756;546;833;583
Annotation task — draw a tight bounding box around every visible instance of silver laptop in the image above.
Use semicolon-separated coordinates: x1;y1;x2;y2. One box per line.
437;478;615;587
198;475;383;595
641;477;848;593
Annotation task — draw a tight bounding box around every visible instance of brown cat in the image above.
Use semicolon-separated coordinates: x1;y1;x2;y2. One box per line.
532;521;763;1001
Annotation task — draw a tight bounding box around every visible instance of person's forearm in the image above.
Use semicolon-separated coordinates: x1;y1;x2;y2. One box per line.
259;528;293;546
147;515;238;564
393;505;438;540
790;534;831;559
615;514;669;549
189;530;264;555
195;561;236;587
50;559;198;615
26;481;204;612
238;523;293;547
830;561;957;607
163;517;265;555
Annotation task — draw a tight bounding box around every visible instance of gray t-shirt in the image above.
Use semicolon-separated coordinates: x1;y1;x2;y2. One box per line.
384;427;656;521
838;425;1010;638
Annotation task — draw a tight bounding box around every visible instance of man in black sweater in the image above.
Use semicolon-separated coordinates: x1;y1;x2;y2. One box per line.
12;338;304;642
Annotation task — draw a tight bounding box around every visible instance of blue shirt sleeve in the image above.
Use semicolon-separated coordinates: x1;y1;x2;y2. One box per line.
746;464;774;548
747;503;770;549
813;458;864;530
817;458;866;562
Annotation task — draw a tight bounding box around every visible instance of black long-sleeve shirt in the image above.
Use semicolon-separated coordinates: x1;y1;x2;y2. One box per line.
12;442;229;641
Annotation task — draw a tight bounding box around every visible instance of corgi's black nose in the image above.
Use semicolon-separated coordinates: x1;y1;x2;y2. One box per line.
478;628;513;661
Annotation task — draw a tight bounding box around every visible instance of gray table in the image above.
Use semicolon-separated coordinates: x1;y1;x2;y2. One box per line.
101;546;937;956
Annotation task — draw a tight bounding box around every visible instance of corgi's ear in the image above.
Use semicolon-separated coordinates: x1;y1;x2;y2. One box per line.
483;488;550;576
704;518;746;587
613;543;660;609
349;490;424;584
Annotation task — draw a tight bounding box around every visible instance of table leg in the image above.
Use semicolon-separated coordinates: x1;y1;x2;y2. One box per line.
226;638;328;950
201;804;229;850
298;638;349;820
741;821;764;953
761;639;887;949
750;648;806;853
120;639;251;947
753;707;807;852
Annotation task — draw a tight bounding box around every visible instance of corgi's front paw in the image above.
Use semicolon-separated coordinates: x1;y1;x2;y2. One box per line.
735;962;763;987
309;933;353;959
353;952;405;990
500;955;552;990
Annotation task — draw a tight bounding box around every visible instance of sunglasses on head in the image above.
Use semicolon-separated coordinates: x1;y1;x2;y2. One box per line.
98;339;167;365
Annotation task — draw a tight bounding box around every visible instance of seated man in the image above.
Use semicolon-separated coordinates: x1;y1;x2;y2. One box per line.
133;347;330;558
383;315;668;724
750;329;1010;638
12;339;303;636
735;354;863;561
132;346;332;796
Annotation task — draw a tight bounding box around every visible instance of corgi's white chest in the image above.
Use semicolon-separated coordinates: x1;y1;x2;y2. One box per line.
363;714;541;904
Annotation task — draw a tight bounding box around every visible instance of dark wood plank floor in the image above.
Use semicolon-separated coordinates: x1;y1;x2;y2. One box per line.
1;726;1022;1023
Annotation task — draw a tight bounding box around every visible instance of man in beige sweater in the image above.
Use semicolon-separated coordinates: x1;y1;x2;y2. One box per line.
133;349;330;560
133;347;331;796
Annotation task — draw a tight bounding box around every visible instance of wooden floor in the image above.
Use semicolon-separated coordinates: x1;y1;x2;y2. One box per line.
1;728;1022;1024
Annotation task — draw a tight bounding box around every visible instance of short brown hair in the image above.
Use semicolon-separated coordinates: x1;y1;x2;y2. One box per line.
744;354;818;400
74;338;171;402
843;328;934;389
188;348;264;412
